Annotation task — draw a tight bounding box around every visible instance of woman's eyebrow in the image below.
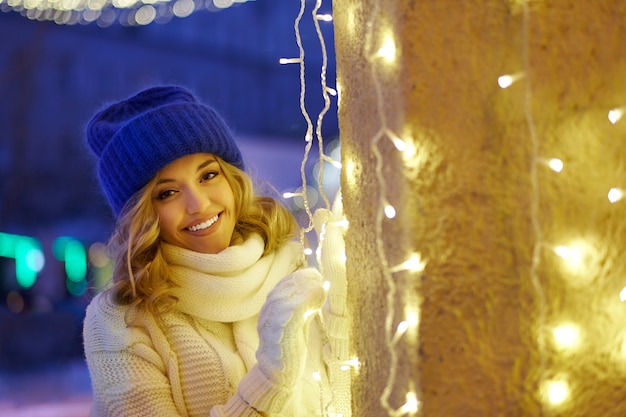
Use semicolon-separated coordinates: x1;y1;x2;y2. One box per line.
196;158;218;171
156;158;218;185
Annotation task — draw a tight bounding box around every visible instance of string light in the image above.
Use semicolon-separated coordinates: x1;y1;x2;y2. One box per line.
608;187;623;203
620;287;626;302
3;0;252;26
289;1;350;415
547;158;564;173
608;107;624;124
497;72;525;89
521;0;549;407
543;379;570;406
552;323;581;351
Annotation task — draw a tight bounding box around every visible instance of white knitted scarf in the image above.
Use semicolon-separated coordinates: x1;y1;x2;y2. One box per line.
162;233;303;369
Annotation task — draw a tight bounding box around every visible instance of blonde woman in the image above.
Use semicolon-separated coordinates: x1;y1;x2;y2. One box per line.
82;85;348;416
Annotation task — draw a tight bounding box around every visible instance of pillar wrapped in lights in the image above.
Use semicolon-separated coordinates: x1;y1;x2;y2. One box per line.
333;0;626;416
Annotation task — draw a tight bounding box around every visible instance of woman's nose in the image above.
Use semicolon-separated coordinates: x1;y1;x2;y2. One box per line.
185;188;209;214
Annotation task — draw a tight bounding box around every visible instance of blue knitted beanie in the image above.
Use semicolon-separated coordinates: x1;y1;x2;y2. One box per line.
86;85;244;217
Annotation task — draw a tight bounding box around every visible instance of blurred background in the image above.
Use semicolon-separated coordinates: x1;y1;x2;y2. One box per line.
0;1;339;414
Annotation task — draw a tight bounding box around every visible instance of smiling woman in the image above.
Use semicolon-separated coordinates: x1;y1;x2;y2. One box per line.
81;85;347;416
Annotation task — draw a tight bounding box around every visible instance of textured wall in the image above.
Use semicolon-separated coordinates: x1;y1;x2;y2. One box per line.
333;1;626;416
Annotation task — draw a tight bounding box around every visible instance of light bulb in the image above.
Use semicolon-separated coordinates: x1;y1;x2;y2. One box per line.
608;188;623;203
552;323;581;351
384;204;396;219
548;158;564;173
544;380;569;405
619;286;626;302
608;108;624;124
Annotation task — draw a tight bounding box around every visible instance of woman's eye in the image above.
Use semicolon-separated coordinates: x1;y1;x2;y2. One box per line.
201;171;218;182
156;189;176;200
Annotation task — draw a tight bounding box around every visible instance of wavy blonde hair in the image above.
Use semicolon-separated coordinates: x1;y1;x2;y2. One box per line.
105;156;299;322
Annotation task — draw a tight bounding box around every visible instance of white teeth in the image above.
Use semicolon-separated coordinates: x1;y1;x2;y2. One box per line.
188;214;219;232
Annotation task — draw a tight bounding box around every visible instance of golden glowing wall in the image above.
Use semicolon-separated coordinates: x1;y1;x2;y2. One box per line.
333;1;626;416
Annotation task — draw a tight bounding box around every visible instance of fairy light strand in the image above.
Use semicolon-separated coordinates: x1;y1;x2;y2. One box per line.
360;0;422;415
288;1;350;416
522;0;548;399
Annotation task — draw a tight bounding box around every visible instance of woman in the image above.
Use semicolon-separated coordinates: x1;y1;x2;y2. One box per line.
82;85;348;416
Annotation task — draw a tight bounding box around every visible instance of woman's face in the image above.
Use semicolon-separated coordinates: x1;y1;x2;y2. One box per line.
152;153;237;254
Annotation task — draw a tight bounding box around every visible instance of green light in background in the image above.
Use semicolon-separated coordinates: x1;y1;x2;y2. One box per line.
53;236;88;296
0;233;45;289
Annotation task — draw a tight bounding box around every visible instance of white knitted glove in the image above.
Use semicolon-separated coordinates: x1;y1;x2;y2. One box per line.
313;195;349;361
256;267;325;384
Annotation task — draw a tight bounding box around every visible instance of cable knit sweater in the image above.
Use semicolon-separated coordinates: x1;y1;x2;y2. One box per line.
83;233;336;417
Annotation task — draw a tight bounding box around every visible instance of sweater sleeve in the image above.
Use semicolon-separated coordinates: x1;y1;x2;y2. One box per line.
83;294;185;417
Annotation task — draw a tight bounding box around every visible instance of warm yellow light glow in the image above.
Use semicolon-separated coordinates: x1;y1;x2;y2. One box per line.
396;320;409;335
548;158;564;173
406;309;419;329
377;33;396;63
282;192;296;199
554;243;584;270
391;253;426;273
620;286;626;302
399;391;419;415
543;380;570;405
312;371;322;381
386;130;407;152
384;204;396;219
323;281;331;292
608;108;624;124
304;247;313;256
608;187;623;203
279;58;301;65
134;5;156;25
552;323;581;351
497;72;524;89
340;357;360;371
344;157;357;186
315;13;332;21
303;309;319;320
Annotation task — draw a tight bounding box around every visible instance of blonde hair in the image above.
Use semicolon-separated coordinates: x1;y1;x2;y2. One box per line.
106;156;299;321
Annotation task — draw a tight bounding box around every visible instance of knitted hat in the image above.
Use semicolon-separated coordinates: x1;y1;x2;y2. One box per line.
86;85;244;217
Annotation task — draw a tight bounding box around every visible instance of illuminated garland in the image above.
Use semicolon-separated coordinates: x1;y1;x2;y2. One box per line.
0;0;250;26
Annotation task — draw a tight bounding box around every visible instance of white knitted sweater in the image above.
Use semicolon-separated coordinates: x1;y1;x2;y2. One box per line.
83;234;337;417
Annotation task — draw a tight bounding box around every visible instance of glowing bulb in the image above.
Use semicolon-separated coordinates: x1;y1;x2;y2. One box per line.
282;192;296;198
497;72;524;89
396;320;409;335
406;310;419;329
620;286;626;302
386;131;407;152
384;204;396;219
391;253;426;273
304;309;318;320
608;188;623;203
323;281;331;291
554;245;570;259
325;86;338;96
399;391;419;415
315;13;332;21
552;323;581;350
312;371;322;381
377;34;396;63
279;57;301;65
304;247;313;256
340;357;360;371
548;158;564;173
554;244;584;270
544;380;569;405
608;108;624;124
